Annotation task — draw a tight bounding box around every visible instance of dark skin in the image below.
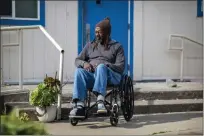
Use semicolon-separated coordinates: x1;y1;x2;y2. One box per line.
83;27;105;72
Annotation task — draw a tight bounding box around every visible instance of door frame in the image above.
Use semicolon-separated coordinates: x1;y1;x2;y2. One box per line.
77;0;134;79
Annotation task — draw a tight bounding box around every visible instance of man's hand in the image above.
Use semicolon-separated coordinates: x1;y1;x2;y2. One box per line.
93;64;98;70
83;62;93;72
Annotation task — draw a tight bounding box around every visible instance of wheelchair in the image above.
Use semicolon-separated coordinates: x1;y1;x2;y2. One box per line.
69;74;134;126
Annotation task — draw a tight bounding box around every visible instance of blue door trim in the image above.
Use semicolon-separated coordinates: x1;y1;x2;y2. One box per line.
77;0;134;79
78;0;83;54
130;0;134;79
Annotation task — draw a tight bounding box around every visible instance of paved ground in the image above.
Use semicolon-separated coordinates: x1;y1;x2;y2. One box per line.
45;111;203;135
1;81;203;94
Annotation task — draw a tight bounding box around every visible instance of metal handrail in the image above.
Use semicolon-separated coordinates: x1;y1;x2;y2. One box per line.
169;34;203;46
1;25;64;120
168;34;203;81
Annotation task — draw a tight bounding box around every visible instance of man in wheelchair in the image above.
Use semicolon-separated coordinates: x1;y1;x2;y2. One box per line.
69;17;125;118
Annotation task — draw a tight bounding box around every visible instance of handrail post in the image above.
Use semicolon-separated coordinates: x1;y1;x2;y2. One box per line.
169;34;203;81
168;35;172;50
18;29;23;90
180;37;184;81
57;50;64;120
1;33;3;86
1;26;65;118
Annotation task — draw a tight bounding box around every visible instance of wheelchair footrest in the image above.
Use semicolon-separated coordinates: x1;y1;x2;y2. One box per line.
92;112;110;117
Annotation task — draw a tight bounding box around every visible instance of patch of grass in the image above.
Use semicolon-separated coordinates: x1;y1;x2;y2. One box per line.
151;131;171;135
1;109;47;135
19;112;30;122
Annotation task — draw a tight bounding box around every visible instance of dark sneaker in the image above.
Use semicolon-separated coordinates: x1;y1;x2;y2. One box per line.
69;105;85;118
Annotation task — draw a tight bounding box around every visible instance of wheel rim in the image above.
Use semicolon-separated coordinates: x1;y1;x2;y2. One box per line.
110;113;118;126
71;118;78;125
128;76;134;118
121;75;134;121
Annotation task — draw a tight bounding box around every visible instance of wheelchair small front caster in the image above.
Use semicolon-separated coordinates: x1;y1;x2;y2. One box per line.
110;104;119;126
110;112;119;126
70;118;78;126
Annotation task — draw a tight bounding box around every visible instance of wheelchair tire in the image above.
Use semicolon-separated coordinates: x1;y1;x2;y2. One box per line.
120;75;134;122
70;118;78;126
110;113;119;126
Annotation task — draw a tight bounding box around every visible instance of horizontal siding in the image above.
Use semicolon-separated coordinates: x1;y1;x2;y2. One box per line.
1;1;78;83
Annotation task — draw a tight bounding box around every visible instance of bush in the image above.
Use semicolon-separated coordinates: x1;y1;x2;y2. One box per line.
0;110;48;135
29;76;61;107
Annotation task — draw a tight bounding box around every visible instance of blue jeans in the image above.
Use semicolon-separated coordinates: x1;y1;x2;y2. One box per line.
72;64;122;101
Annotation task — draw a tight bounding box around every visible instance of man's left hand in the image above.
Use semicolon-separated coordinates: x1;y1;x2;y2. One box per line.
93;64;98;71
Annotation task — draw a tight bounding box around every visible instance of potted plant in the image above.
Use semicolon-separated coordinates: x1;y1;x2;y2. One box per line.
29;73;61;122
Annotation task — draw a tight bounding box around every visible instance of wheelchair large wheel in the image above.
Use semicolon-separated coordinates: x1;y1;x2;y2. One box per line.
120;75;134;121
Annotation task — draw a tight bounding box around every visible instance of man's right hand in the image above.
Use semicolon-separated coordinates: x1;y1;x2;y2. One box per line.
83;62;93;72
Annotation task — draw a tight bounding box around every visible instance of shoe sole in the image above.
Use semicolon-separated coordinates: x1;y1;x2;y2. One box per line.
97;110;107;114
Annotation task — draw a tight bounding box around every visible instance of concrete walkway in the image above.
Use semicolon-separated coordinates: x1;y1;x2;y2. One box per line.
45;111;203;135
1;81;203;94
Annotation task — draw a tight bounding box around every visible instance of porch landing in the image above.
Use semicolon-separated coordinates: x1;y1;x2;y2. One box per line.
1;81;203;95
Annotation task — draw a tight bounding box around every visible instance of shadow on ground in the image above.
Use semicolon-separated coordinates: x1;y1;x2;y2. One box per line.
64;112;203;129
48;112;203;130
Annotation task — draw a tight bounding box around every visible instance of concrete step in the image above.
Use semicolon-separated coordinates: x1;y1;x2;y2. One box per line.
2;90;29;103
4;99;203;121
1;89;203;103
1;82;202;120
0;95;4;115
1;82;203;103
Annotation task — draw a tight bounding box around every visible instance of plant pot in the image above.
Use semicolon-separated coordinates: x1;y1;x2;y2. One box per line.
35;105;57;122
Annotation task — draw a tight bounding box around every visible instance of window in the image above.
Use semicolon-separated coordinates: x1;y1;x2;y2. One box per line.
0;0;45;26
15;0;38;19
197;0;203;17
0;0;12;16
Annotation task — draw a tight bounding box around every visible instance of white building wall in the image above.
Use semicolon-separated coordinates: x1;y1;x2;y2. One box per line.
134;1;203;81
1;1;203;83
1;1;78;83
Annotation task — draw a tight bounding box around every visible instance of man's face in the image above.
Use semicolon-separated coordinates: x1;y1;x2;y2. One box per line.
95;27;104;42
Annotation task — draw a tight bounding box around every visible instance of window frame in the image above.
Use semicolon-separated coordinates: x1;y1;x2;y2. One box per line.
197;0;203;17
1;0;45;26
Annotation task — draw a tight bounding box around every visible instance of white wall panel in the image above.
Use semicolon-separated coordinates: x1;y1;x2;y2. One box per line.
133;1;203;81
1;1;78;83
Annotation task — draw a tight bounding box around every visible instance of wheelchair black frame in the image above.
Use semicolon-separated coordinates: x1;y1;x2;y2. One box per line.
85;85;120;117
69;74;134;126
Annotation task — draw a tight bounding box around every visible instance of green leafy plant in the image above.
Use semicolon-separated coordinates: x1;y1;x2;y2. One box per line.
0;109;47;135
19;112;30;122
29;73;61;107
